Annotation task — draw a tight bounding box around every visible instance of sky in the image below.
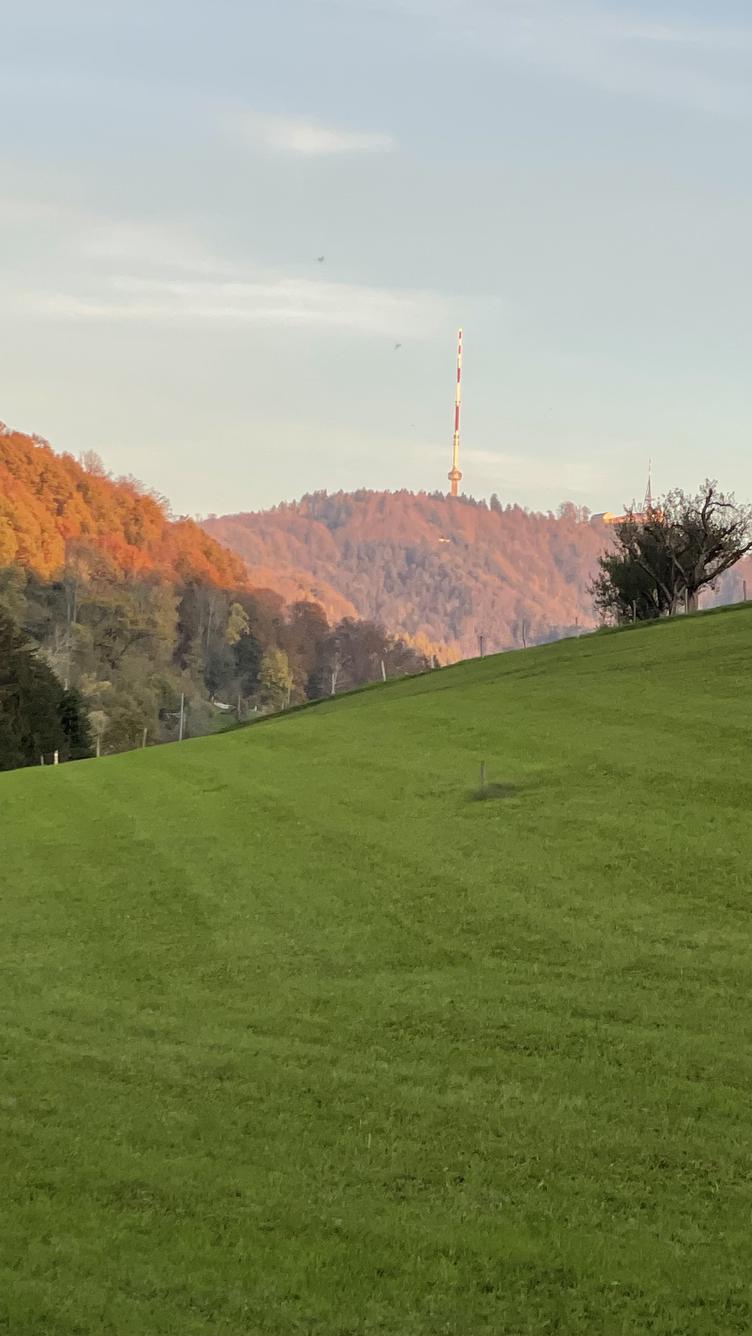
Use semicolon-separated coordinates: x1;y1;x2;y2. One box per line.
1;0;750;518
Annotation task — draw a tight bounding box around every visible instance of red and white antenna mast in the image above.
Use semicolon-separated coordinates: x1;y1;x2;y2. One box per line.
448;328;463;497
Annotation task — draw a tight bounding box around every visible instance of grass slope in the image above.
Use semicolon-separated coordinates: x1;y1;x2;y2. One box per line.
2;609;752;1335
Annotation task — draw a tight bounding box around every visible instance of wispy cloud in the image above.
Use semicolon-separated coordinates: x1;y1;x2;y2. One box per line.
5;204;443;336
224;110;395;156
0;197;79;225
23;273;444;336
357;0;752;117
80;221;237;277
463;447;602;491
620;19;752;54
490;1;752;117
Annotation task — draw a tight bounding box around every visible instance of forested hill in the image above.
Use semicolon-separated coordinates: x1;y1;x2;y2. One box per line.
0;427;431;764
204;490;610;658
0;424;246;587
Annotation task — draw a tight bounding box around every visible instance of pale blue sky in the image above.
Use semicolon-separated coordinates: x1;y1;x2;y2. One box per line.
1;0;750;516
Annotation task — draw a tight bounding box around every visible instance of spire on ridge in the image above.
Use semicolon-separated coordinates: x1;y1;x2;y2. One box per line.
643;459;653;513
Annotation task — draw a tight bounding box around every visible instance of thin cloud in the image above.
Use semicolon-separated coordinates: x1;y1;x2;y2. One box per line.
0;197;80;225
463;448;602;495
491;1;752;117
621;19;752;54
225;110;395;156
24;273;444;336
81;222;237;277
359;0;752;117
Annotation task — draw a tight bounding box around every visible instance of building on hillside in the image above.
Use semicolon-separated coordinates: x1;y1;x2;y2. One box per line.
591;467;655;526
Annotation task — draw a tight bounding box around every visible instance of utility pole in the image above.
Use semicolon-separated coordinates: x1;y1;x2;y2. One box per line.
478;633;484;658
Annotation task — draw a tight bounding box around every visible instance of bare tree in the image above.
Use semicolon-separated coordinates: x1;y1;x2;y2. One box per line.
593;481;752;622
667;483;752;610
79;450;107;476
330;648;341;696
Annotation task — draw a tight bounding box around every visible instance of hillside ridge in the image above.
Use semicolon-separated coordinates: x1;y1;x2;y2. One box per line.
206;488;752;660
0;423;246;587
204;488;610;659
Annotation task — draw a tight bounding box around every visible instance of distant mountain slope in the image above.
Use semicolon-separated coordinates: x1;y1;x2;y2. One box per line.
0;424;246;587
204;490;610;658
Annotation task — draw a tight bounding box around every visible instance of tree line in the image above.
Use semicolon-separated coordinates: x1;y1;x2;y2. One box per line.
0;549;429;772
0;425;431;772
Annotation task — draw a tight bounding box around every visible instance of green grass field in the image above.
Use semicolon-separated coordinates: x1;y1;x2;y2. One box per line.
2;608;752;1334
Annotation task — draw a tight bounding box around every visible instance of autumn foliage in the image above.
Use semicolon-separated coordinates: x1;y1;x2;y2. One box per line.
0;426;431;763
205;490;611;659
0;424;247;588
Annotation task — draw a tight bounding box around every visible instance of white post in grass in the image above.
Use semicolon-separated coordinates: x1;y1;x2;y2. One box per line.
178;692;185;742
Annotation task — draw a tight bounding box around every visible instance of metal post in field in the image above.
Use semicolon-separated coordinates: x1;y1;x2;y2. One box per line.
178;692;185;742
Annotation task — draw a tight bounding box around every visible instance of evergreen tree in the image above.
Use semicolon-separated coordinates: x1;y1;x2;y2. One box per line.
0;611;90;770
58;688;92;761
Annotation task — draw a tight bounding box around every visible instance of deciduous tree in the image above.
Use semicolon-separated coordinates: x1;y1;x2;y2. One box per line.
593;482;752;623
